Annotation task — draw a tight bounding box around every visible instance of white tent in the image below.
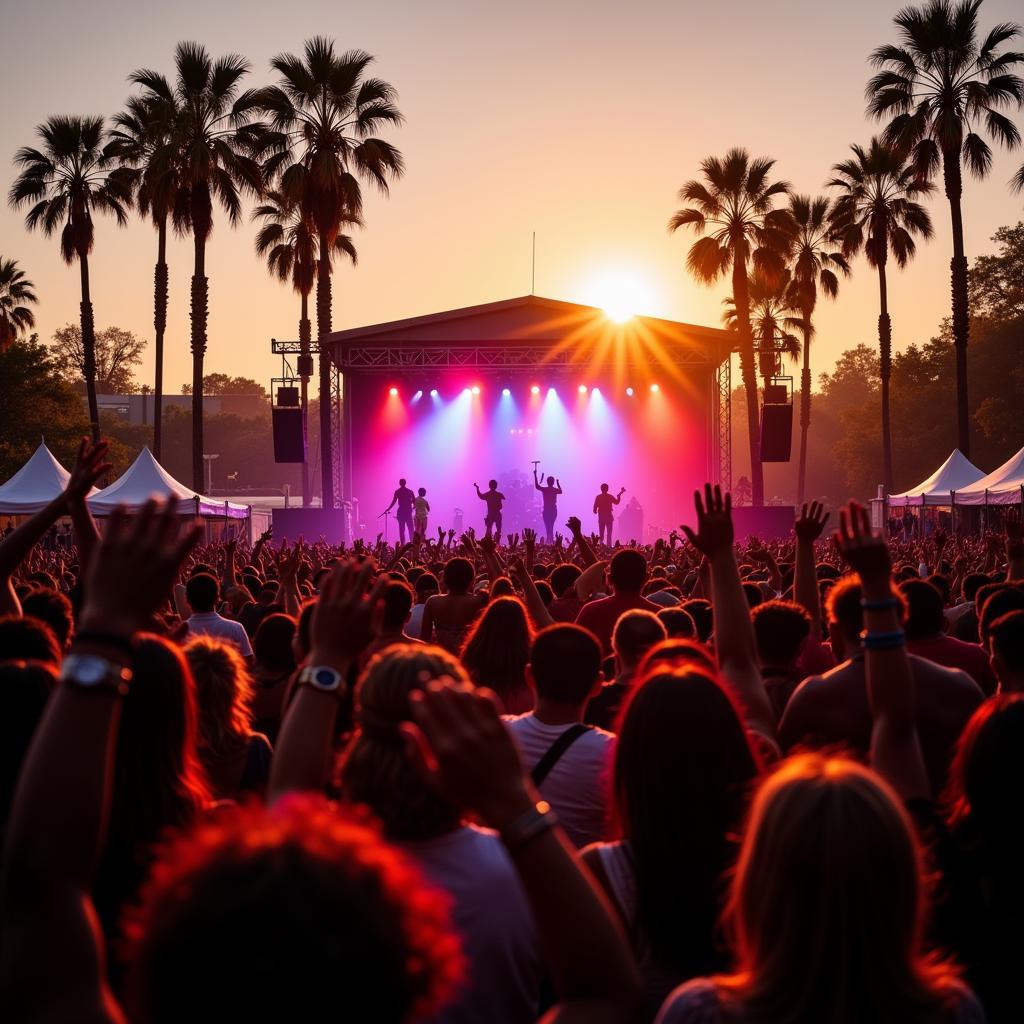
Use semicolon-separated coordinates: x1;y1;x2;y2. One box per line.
87;447;249;519
888;449;987;507
0;442;74;515
951;445;1024;507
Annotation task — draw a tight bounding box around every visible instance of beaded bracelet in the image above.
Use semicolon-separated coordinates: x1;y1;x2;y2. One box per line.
860;629;906;650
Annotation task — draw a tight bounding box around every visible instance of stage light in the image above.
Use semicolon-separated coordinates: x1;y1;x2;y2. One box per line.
471;385;481;395
462;387;470;396
527;428;533;435
509;428;515;435
413;390;423;399
578;384;588;394
502;387;511;397
592;386;601;396
517;428;524;434
531;385;540;395
389;387;398;396
430;389;438;397
548;386;556;395
650;383;660;393
626;387;634;396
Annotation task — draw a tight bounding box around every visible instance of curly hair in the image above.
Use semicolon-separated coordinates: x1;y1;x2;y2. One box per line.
183;635;255;752
123;795;463;1023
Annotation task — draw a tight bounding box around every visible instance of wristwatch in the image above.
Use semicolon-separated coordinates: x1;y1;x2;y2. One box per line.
61;654;133;696
297;665;345;694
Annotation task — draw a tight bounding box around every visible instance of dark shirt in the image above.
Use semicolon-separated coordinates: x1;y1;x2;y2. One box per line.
392;486;415;516
480;489;505;518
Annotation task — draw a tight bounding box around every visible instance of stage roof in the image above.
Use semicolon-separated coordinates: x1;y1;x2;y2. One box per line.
323;294;731;371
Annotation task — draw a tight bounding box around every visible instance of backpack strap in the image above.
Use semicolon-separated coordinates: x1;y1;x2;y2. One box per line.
531;724;592;786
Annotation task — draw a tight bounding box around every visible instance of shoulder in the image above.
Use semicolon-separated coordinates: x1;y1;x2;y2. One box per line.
655;978;730;1024
909;656;983;696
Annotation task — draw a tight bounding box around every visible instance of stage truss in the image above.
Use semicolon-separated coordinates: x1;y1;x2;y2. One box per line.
273;339;734;505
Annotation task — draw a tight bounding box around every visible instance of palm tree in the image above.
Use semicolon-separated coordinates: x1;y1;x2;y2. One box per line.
253;189;360;505
867;0;1024;457
785;195;849;504
669;148;794;506
722;268;801;388
131;42;262;490
0;258;38;352
257;37;404;508
9;116;130;441
828;139;934;493
109;94;181;460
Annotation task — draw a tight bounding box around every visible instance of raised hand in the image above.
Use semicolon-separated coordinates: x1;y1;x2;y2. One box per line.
794;501;830;542
565;516;582;536
78;498;202;638
681;484;734;558
308;560;387;671
64;437;111;505
833;501;891;593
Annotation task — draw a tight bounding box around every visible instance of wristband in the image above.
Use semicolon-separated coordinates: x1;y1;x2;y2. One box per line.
73;630;137;657
859;597;900;611
859;629;906;650
500;800;557;854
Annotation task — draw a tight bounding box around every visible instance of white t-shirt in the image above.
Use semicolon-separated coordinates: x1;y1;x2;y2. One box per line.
400;825;542;1024
187;612;253;657
504;712;615;848
407;601;426;639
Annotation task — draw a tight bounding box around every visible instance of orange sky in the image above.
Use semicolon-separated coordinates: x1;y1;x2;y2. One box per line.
2;0;1022;401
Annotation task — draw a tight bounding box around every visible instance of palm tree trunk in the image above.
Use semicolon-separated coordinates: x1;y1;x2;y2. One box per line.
153;217;168;460
878;260;894;494
731;258;764;506
78;253;101;444
299;291;311;507
796;309;812;506
190;233;208;492
316;235;334;508
943;151;970;457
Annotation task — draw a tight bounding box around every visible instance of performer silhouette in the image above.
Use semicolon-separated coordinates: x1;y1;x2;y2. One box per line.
383;478;416;544
593;483;626;546
534;468;563;544
475;480;506;540
414;487;430;538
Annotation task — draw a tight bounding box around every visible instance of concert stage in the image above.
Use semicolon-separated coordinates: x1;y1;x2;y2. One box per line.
307;295;732;542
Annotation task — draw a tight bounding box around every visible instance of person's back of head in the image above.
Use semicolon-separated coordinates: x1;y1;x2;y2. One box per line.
723;753;958;1020
489;576;514;599
741;581;764;610
183;635;255;753
681;599;713;643
751;599;812;669
961;572;989;605
550;563;582;599
826;575;907;658
988;610;1024;692
637;638;717;677
0;615;61;668
612;610;667;673
442;557;474;595
926;573;951;607
900;579;946;642
978;584;1024;645
123;796;461;1024
415;571;439;602
528;623;602;707
185;573;219;614
340;646;468;841
946;693;1024;851
488;478;497;490
20;588;74;650
380;580;414;632
252;613;297;674
609;548;647;594
657;607;696;639
614;667;761;973
460;597;533;700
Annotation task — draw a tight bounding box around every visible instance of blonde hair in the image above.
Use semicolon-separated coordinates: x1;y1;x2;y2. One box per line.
183;636;255;752
718;754;959;1023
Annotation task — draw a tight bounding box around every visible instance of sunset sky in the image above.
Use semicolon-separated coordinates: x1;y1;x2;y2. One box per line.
2;0;1022;400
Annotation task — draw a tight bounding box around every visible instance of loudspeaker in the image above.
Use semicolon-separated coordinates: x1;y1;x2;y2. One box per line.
296;355;314;379
763;384;788;404
276;386;300;407
760;403;793;462
272;407;306;463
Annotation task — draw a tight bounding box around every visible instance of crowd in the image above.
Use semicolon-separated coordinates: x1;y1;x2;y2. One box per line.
1;437;1023;1023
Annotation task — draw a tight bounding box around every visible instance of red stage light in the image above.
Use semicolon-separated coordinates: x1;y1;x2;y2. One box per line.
389;387;399;396
531;385;540;395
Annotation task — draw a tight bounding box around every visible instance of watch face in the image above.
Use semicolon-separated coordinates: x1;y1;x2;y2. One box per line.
310;667;342;691
67;656;110;686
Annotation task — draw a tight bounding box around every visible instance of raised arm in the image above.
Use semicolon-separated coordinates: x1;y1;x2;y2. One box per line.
682;485;776;742
0;498;200;1024
383;489;399;513
574;559;608;602
534;469;542;491
835;502;929;801
269;562;385;800
511;556;554;629
567;517;597;567
474;482;485;500
405;682;643;1024
793;501;830;638
612;487;625;506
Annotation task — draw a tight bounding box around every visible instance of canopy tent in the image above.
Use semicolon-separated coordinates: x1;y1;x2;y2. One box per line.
87;447;249;519
951;445;1024;507
887;449;986;507
0;442;77;515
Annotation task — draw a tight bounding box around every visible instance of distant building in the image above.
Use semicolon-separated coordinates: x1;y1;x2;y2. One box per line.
94;393;268;425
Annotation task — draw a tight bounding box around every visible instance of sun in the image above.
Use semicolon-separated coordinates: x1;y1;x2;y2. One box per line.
582;268;656;323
